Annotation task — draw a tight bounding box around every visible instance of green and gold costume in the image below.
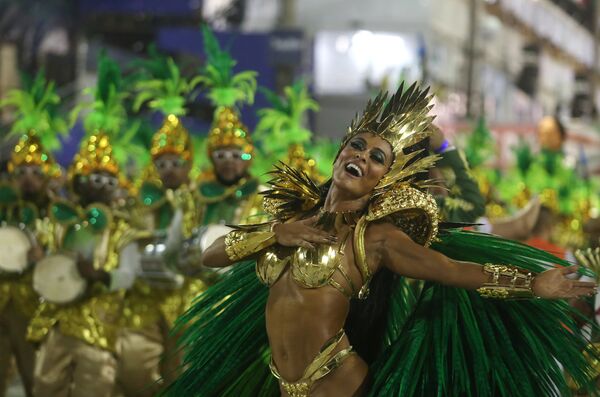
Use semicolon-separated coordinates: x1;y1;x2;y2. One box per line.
164;83;600;397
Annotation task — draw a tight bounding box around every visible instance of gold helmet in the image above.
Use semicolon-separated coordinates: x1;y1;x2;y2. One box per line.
69;132;120;179
207;107;253;156
8;132;60;177
150;114;193;161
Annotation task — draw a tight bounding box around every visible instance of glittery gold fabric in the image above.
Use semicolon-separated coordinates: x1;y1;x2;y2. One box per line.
69;133;120;179
207;107;253;154
8;133;59;176
27;216;136;352
150;114;193;161
0;271;39;320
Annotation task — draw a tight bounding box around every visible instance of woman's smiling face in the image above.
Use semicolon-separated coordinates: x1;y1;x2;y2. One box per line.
332;133;394;198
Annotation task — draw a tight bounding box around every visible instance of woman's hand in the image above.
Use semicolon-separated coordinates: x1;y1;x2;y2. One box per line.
273;216;337;249
532;266;597;299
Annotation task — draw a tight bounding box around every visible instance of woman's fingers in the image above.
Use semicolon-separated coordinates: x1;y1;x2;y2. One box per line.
560;265;579;275
300;215;320;226
297;240;314;250
571;280;598;288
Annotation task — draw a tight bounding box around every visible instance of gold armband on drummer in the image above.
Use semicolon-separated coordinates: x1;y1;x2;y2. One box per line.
477;264;536;299
224;230;277;262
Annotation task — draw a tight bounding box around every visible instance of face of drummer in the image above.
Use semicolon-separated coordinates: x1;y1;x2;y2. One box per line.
74;171;119;205
211;145;251;186
332;133;393;199
13;165;48;200
154;153;191;190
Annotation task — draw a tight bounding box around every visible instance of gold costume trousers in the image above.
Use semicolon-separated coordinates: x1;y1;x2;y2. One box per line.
33;327;116;397
114;321;183;397
0;304;35;397
114;326;163;397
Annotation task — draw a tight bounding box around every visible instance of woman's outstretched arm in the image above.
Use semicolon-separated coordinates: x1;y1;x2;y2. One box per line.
370;223;596;299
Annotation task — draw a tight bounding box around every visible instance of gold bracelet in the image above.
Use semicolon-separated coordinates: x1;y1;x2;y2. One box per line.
476;264;536;299
224;230;277;262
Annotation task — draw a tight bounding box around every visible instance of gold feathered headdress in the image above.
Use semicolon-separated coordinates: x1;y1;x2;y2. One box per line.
338;82;439;196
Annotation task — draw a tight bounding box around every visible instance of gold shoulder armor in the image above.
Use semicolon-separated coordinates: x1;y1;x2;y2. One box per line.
366;184;439;247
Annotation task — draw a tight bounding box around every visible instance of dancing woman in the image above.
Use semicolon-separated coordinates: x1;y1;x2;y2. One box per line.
165;84;599;397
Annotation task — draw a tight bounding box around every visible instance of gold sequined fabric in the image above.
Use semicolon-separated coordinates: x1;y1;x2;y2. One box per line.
0;271;39;318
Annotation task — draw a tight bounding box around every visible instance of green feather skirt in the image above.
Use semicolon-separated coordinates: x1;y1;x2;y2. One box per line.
162;230;599;397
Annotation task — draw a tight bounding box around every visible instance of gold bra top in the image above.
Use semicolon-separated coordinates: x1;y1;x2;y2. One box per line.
256;217;372;299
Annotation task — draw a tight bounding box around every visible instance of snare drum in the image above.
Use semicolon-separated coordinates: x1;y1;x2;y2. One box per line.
0;226;32;274
33;253;87;304
139;233;184;289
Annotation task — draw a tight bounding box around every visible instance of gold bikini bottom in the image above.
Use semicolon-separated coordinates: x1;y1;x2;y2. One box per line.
269;329;355;397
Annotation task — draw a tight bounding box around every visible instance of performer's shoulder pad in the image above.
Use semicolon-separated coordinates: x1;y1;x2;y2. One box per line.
366;183;439;247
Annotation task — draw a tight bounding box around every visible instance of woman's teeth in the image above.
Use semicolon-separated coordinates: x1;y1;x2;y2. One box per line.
345;163;363;177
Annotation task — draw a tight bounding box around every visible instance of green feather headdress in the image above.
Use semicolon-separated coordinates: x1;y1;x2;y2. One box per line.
0;70;68;151
70;53;145;176
196;24;257;109
133;50;199;117
464;116;494;169
255;80;319;155
339;82;439;196
198;24;257;155
131;47;198;162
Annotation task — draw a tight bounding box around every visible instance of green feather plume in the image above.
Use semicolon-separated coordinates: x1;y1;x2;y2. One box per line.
254;80;319;156
463;116;494;169
194;24;257;108
71;52;147;168
0;70;69;151
133;55;199;117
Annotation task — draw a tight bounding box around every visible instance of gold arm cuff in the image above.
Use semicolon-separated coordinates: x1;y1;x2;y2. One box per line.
224;230;277;262
476;264;536;299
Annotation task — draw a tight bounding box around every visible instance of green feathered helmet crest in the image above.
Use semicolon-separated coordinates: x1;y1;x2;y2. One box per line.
69;52;144;181
0;71;67;176
132;47;198;161
197;24;257;154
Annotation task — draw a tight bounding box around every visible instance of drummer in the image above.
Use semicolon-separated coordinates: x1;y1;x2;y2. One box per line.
197;107;265;226
0;133;56;397
115;115;205;396
27;132;146;397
